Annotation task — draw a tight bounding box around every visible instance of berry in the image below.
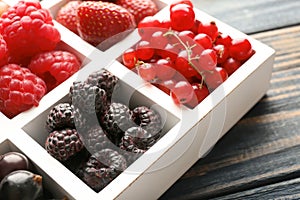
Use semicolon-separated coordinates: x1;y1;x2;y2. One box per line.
82;125;116;154
78;149;127;192
155;58;176;80
46;103;75;132
198;21;219;42
69;81;107;115
116;0;158;24
137;62;157;82
170;3;195;31
170;81;194;104
100;102;134;143
150;30;169;50
0;34;8;67
122;48;137;69
213;44;229;64
85;69;120;101
222;57;242;75
28;50;81;91
204;67;228;90
0;170;43;200
77;1;136;48
193;33;213;49
174;50;198;78
229;38;253;61
170;0;194;10
198;49;217;71
185;83;209;108
0;0;60;65
45;128;84;161
132;106;162;135
136;40;155;61
0;64;47;118
137;16;161;39
56;1;82;34
0;152;30;181
120;126;157;153
215;33;232;48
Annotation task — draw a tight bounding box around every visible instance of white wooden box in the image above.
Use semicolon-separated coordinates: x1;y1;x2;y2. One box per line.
0;0;275;199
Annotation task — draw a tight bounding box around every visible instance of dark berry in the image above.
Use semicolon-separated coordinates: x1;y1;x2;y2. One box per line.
45;128;84;161
132;106;162;136
100;102;134;143
46;103;75;132
0;170;43;200
0;152;31;181
78;149;127;192
86;69;120;102
69;81;107;115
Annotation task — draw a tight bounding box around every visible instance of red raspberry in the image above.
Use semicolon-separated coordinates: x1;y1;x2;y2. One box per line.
0;0;61;65
0;34;8;67
28;50;81;91
0;64;47;118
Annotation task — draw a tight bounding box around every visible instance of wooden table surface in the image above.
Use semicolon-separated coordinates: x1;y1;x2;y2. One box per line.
161;0;300;199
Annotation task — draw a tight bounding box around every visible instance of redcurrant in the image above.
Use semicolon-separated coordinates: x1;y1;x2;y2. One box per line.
155;58;176;80
193;33;213;49
204;67;228;90
170;4;195;31
170;81;194;104
136;40;155;61
185;83;209;108
138;16;161;39
122;48;137;69
222;57;242;75
198;49;217;71
198;21;219;42
213;44;229;64
150;30;169;50
137;62;157;82
215;32;232;48
170;0;194;10
229;38;253;61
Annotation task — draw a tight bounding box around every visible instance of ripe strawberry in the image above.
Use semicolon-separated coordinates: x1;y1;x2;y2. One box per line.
0;64;47;118
77;1;136;48
0;34;8;67
116;0;158;24
0;0;61;65
28;50;81;91
56;1;82;34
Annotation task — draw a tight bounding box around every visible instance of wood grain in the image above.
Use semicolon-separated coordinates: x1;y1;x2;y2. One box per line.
160;24;300;200
191;0;300;34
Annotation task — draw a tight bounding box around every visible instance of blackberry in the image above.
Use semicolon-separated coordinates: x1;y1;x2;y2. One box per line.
69;81;107;115
45;128;84;161
132;106;162;136
86;69;120;101
82;125;117;154
46;103;75;132
100;102;134;144
120;126;159;153
78;149;127;192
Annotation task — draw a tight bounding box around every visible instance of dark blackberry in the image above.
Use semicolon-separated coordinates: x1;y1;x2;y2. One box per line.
132;106;162;136
69;81;107;115
86;69;120;101
45;128;84;161
78;149;127;192
120;126;159;152
46;103;75;132
81;125;117;154
100;102;134;144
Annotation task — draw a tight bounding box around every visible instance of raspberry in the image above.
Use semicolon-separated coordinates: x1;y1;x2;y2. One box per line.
0;34;8;67
0;0;61;65
45;128;84;161
0;64;47;118
28;50;81;91
46;102;75;132
86;69;120;102
78;149;127;192
100;102;134;144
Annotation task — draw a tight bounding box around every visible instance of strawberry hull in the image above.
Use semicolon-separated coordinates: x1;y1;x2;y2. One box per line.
0;0;275;199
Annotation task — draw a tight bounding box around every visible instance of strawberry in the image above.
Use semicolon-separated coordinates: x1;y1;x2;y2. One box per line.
56;1;82;34
77;1;136;49
116;0;158;24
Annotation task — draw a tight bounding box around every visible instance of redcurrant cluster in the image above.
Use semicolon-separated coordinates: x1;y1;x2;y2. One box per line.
121;0;255;108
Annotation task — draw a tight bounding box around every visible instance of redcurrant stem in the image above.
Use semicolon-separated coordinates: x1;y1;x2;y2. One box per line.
164;30;206;86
